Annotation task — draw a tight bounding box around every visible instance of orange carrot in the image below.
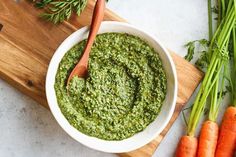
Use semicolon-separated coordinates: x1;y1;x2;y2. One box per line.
176;135;198;157
215;106;236;157
235;140;236;151
197;120;219;157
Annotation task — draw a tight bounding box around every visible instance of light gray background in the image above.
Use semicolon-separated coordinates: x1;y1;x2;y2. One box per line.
0;0;228;157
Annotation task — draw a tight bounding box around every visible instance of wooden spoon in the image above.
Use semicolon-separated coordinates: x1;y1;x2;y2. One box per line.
67;0;105;85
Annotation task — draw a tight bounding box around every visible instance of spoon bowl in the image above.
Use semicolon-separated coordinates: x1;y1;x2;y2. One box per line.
67;0;105;85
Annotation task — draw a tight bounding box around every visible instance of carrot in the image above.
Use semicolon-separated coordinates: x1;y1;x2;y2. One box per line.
197;120;219;157
176;135;198;157
215;106;236;157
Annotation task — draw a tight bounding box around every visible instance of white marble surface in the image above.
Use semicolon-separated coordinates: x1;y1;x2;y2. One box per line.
0;0;221;156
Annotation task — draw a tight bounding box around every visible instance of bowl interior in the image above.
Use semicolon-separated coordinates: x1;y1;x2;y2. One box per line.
46;21;177;153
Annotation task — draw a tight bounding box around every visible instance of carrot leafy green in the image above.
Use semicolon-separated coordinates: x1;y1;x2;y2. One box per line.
29;0;109;24
186;0;236;136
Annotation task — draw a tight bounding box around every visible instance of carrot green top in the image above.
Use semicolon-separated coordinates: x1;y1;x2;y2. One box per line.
187;2;236;136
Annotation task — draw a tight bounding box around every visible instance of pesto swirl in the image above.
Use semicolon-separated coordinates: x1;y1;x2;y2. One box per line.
54;33;167;140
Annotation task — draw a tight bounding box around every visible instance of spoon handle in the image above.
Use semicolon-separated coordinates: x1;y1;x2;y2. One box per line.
80;0;105;66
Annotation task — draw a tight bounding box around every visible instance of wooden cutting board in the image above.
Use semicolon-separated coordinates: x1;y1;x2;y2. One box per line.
0;0;203;156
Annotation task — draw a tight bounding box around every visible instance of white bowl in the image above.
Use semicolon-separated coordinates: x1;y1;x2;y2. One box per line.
46;21;177;153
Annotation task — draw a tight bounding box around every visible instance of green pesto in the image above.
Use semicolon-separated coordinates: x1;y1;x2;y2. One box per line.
54;33;167;140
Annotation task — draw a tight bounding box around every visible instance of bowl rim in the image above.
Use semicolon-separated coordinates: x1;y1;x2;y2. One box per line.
46;21;178;153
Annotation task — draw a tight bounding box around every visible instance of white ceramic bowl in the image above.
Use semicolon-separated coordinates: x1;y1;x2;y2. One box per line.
46;21;177;153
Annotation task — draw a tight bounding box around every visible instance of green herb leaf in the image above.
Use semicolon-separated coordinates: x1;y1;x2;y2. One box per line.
35;0;53;8
195;50;211;71
184;41;195;61
184;39;209;66
30;0;110;24
40;0;88;24
212;6;219;14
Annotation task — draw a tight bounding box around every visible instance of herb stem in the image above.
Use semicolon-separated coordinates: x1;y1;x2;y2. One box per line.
218;0;222;25
209;78;219;121
208;0;213;40
233;27;236;106
221;0;226;18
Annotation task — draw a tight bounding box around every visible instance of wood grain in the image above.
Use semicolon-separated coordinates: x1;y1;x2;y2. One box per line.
0;0;203;156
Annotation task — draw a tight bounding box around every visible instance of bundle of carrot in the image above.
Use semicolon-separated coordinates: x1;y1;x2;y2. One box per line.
175;0;236;156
